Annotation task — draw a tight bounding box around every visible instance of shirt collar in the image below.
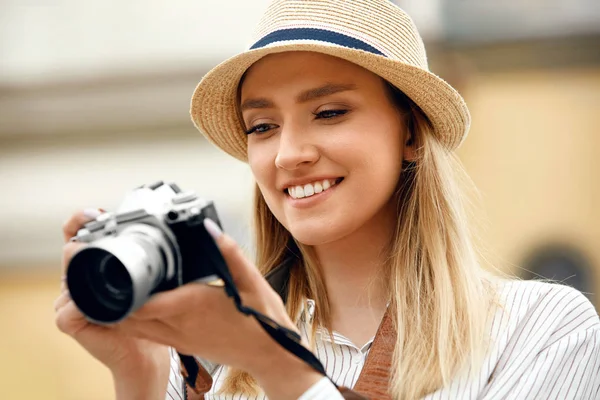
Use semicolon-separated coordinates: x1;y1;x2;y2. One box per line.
300;298;316;323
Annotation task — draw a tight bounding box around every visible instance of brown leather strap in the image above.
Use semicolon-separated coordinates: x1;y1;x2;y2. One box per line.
351;308;394;399
339;386;370;399
179;356;212;399
178;262;395;398
179;308;395;399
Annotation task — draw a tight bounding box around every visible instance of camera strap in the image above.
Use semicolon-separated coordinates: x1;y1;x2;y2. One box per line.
212;242;328;376
179;225;395;399
177;225;331;390
177;251;397;400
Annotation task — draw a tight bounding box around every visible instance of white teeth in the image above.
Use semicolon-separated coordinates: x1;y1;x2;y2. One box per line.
304;184;314;197
288;179;340;199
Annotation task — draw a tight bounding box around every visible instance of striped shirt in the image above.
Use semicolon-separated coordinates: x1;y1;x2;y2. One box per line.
166;279;600;399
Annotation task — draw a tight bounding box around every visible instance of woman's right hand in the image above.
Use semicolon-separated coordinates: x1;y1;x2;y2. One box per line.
54;209;170;399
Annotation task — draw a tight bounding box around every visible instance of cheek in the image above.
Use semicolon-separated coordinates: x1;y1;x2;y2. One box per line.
341;120;404;210
248;145;288;220
248;142;275;186
349;147;402;214
342;116;405;179
366;135;404;182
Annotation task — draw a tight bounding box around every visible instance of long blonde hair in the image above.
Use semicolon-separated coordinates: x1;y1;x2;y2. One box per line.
220;84;494;399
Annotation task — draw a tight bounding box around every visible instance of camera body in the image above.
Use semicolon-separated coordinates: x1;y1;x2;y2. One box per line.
67;181;224;325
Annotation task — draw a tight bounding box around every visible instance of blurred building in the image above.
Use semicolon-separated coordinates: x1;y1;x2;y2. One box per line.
0;1;598;398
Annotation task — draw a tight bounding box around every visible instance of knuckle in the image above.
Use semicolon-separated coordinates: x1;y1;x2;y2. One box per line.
62;210;87;238
53;291;70;310
62;211;80;228
55;312;68;334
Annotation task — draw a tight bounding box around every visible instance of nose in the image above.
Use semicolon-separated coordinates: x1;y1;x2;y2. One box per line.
275;125;320;170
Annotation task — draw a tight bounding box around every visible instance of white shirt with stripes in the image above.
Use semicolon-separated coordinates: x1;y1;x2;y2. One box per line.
166;279;600;399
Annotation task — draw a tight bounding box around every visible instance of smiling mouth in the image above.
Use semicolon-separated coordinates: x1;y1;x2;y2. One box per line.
285;178;344;199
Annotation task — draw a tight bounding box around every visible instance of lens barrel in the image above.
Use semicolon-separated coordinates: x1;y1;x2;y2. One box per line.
67;224;172;324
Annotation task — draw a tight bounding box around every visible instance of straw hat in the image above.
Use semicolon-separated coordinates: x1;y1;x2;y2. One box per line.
190;0;471;162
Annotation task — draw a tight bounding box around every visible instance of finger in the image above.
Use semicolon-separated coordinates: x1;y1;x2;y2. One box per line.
130;283;222;320
203;219;264;291
62;241;86;273
62;208;104;242
60;274;67;293
117;318;179;347
55;300;86;335
60;242;87;292
54;290;71;312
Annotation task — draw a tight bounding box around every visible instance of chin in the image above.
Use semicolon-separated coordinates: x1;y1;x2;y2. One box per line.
284;219;348;246
290;231;330;246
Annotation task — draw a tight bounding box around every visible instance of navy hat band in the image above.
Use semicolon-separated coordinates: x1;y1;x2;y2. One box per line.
250;28;385;57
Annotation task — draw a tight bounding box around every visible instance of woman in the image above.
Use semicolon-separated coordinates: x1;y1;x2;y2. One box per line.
55;0;600;399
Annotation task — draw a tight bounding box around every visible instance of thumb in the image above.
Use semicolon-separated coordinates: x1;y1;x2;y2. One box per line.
204;218;263;292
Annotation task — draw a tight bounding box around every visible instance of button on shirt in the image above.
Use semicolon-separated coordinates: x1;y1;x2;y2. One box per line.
166;279;600;400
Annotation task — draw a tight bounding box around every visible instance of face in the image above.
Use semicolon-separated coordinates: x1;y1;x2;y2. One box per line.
240;52;414;245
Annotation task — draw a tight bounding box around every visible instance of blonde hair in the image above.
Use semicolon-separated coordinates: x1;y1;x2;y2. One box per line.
220;84;494;399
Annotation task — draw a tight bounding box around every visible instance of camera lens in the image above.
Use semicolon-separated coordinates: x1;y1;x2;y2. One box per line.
68;248;135;321
67;224;173;324
84;251;134;313
100;254;132;296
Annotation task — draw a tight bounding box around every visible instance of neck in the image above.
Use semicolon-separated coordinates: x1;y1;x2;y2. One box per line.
312;203;396;329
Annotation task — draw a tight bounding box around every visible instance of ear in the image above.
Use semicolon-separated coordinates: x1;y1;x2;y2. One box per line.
402;131;417;162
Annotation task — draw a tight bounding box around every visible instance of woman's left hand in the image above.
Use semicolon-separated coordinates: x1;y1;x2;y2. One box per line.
116;220;322;398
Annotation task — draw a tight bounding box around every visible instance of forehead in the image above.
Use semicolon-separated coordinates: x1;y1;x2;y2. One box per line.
240;51;384;97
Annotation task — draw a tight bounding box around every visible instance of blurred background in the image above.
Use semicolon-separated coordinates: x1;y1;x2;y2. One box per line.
0;0;598;398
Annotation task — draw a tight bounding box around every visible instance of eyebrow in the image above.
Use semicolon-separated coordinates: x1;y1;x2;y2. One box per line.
296;83;357;103
240;98;274;112
240;83;357;112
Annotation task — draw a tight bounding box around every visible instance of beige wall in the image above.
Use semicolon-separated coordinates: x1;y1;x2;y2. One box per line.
0;273;113;400
459;67;600;298
0;66;598;399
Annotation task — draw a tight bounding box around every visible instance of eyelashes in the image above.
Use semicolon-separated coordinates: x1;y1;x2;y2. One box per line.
245;124;275;135
245;109;349;135
313;109;348;119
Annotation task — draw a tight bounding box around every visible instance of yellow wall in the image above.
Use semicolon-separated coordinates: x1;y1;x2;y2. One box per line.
459;67;600;300
0;273;113;400
1;66;598;399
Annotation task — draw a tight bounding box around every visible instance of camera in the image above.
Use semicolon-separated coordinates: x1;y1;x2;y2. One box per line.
66;181;224;325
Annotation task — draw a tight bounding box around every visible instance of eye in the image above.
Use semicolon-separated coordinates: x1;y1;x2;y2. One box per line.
314;109;349;119
246;123;278;135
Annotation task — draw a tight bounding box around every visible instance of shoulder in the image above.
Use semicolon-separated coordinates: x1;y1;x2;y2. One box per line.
496;279;598;333
488;278;599;356
472;279;600;398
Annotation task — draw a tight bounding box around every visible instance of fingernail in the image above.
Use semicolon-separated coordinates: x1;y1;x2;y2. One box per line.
83;208;103;219
203;218;222;240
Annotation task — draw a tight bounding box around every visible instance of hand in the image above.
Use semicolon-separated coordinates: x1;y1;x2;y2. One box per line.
54;209;170;399
116;220;323;399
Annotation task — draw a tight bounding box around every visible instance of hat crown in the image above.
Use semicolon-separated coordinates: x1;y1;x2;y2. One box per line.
250;0;429;70
191;0;470;162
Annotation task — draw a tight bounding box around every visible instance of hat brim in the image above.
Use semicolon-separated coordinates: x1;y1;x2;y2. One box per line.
190;43;470;162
